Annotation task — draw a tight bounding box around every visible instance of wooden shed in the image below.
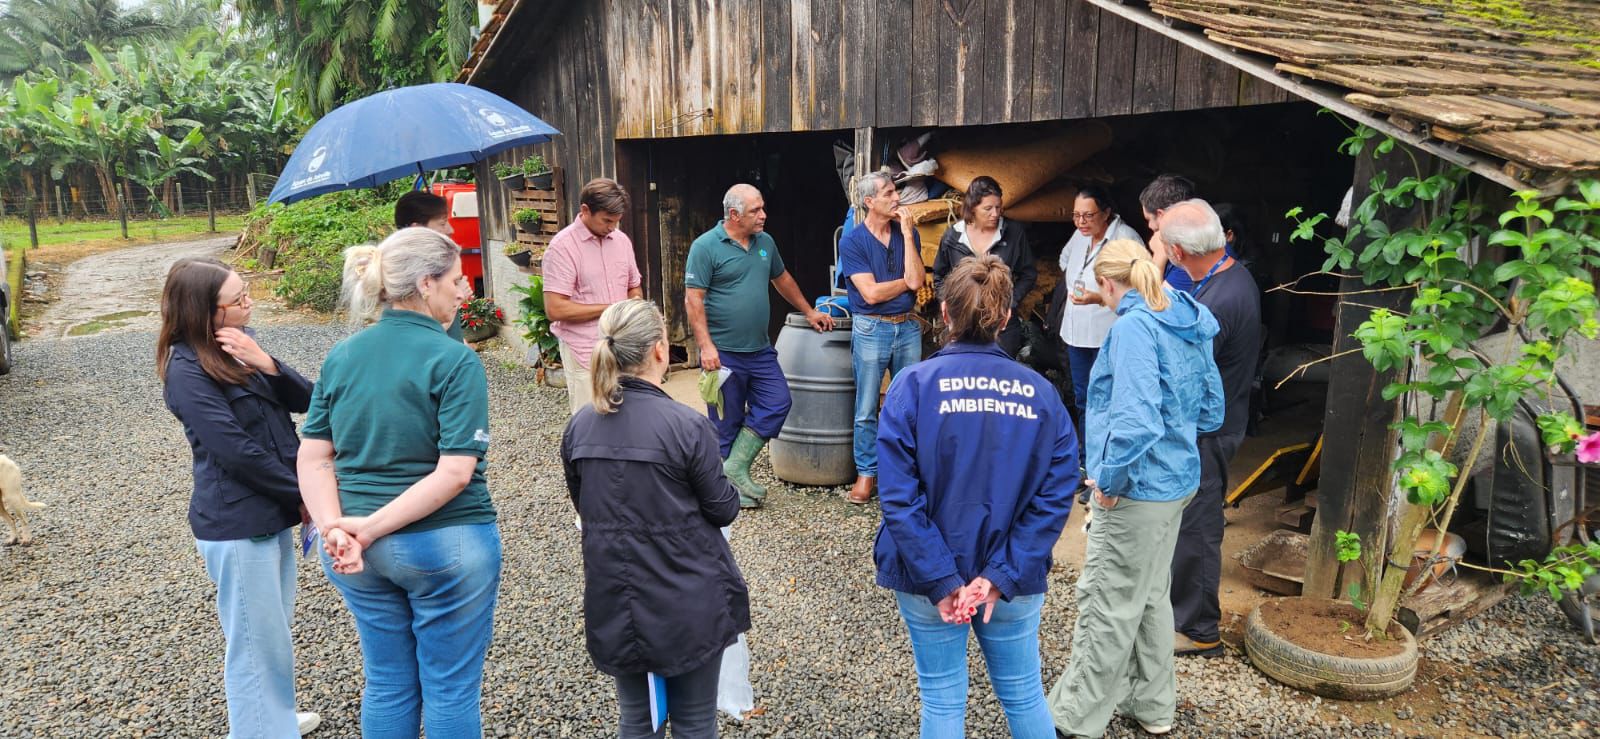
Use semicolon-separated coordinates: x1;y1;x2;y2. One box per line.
464;0;1599;632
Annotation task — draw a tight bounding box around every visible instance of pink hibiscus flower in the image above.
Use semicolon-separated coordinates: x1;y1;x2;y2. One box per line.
1578;431;1600;464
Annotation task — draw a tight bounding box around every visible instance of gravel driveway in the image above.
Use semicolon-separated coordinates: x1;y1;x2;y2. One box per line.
0;323;1596;738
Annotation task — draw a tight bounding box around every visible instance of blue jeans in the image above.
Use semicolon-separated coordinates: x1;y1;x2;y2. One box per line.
706;347;793;457
1066;345;1099;465
196;529;299;739
852;314;921;476
894;591;1056;739
322;523;503;739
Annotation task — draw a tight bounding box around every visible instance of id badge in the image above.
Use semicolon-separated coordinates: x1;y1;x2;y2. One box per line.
1072;279;1087;299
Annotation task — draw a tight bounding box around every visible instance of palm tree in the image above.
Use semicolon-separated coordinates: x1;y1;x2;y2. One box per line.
0;0;186;77
232;0;476;117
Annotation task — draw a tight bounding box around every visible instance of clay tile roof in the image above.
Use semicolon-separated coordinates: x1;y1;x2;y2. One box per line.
1148;0;1600;180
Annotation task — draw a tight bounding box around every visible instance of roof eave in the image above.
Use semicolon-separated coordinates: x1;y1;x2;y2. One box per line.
1087;0;1553;195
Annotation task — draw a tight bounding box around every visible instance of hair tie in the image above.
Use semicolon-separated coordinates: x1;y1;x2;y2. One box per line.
605;335;616;346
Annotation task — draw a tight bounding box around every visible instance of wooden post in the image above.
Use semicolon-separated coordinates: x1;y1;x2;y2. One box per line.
117;194;129;239
176;182;185;217
206;191;216;232
246;173;258;208
853;127;874;215
54;185;65;223
1302;147;1428;598
25;196;38;248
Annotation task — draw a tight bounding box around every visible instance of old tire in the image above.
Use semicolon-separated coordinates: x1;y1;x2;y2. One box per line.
1244;600;1418;700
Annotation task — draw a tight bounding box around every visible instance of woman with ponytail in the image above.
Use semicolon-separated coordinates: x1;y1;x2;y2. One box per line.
297;227;500;737
561;299;748;737
158;257;321;736
874;254;1079;737
1045;239;1224;738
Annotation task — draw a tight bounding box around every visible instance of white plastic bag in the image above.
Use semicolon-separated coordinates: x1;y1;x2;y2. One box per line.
717;525;755;720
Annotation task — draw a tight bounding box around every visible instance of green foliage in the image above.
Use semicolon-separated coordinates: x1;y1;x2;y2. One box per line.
510;275;560;366
521;155;550;176
1335;531;1363;563
231;0;477;117
492;162;518;179
512;208;541;229
247;188;396;311
1289;120;1599;617
1507;540;1600;601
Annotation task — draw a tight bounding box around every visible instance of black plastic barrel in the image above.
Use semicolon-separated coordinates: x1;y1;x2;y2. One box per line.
770;312;855;486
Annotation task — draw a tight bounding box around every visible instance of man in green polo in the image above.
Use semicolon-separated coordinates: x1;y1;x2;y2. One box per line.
685;183;834;508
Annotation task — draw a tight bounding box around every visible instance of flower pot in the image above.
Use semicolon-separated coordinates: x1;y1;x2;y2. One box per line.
1244;598;1418;701
526;171;554;190
506;250;533;268
1402;529;1466;594
499;173;525;190
460;322;499;343
517;219;542;234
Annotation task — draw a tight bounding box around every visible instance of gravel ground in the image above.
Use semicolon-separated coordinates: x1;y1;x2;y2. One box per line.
1;324;1596;738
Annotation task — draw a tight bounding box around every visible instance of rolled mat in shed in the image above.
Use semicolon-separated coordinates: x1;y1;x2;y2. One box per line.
1005;180;1081;222
933;121;1113;206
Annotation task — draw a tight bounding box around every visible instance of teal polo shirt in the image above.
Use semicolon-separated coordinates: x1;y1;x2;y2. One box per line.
301;308;496;533
684;221;785;352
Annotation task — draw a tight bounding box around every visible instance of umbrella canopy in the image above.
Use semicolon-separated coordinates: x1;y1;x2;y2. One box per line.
267;82;559;205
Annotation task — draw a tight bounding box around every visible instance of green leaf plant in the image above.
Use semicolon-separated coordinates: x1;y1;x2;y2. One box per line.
1285;118;1600;639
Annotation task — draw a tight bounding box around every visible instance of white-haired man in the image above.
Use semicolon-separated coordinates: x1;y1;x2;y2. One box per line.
1159;199;1261;658
685;183;835;509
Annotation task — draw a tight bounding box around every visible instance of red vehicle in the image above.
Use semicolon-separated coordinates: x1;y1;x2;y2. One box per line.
431;181;484;295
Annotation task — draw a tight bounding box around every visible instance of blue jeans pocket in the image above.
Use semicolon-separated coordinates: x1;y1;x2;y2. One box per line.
853;317;878;338
389;528;464;576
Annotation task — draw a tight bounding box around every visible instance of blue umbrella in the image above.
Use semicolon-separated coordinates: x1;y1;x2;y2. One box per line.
267;82;560;205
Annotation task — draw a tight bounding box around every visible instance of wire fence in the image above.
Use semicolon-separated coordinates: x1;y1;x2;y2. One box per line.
0;185;260;223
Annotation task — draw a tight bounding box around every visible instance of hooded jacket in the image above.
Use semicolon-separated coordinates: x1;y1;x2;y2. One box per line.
874;342;1080;604
1086;288;1224;501
561;376;750;677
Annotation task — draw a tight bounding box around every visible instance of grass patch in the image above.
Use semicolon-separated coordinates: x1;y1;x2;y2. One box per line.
0;215;247;266
65;310;151;336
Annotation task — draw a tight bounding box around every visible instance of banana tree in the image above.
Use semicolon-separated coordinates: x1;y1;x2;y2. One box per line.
129;124;212;216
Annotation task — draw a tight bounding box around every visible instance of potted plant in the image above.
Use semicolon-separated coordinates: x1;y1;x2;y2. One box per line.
523;155;553;190
503;239;533;269
492;161;524;190
1245;124;1600;700
513;207;542;234
455;296;505;343
510;275;563;385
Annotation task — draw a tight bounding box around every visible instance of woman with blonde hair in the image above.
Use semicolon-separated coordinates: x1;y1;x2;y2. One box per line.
298;226;499;737
875;254;1079;737
1046;239;1224;738
561;299;748;737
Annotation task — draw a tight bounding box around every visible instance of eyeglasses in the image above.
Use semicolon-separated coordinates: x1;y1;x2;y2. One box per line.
217;284;251;309
1071;211;1103;222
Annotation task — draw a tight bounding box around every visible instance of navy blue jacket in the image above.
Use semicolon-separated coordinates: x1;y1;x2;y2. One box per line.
163;337;313;541
874;342;1080;604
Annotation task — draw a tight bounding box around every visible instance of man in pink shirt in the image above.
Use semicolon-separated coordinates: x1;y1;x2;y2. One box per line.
542;178;644;413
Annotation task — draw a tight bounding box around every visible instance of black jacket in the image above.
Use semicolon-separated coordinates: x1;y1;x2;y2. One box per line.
163;337;313;541
932;219;1036;309
562;376;749;677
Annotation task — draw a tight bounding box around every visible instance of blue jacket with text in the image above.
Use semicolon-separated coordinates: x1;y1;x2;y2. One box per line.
873;342;1080;605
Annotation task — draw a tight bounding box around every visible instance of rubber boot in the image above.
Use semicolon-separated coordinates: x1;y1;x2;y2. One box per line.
724;427;769;509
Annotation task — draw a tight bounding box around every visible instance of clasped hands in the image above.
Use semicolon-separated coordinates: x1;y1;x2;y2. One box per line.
937;576;1003;625
320;516;374;575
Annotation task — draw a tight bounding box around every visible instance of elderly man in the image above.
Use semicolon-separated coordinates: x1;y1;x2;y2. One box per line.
685;183;835;508
542;178;644;414
1160;199;1261;658
838;172;925;504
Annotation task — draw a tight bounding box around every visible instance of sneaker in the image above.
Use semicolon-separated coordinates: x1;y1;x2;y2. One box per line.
296;712;321;735
1174;631;1225;657
1138;720;1172;735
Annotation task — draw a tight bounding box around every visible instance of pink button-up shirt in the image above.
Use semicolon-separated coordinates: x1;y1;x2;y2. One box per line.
542;220;642;369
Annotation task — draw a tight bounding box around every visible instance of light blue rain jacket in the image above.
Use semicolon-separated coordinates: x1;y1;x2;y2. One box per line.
1084;288;1224;501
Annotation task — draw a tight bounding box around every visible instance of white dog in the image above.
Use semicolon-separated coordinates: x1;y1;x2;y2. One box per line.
0;454;45;545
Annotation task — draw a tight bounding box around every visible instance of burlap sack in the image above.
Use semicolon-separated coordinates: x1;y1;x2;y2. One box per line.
1005;180;1081;222
933;121;1112;206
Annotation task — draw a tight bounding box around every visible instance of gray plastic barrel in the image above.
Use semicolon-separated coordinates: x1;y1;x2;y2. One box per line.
769;311;856;486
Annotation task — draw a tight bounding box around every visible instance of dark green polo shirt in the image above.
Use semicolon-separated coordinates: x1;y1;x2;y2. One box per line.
301;308;496;533
684;221;785;352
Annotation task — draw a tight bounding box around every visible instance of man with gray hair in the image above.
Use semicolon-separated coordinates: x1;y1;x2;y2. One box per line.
685;183;835;508
837;172;925;504
1159;199;1261;658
